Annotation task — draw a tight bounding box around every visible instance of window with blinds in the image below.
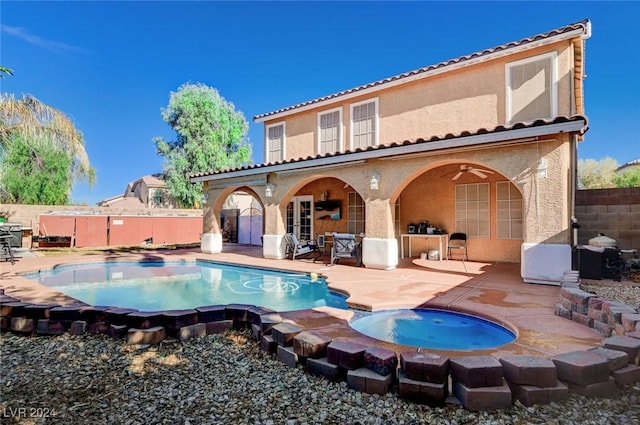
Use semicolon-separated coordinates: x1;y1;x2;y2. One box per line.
455;183;490;239
350;98;378;149
318;108;342;154
348;192;365;235
506;52;557;124
496;181;523;239
266;122;285;162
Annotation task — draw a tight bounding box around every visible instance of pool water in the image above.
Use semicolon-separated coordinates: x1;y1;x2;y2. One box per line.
349;308;515;350
24;260;347;312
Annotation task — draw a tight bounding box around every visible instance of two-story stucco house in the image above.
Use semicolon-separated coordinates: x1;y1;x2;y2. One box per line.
191;20;591;283
99;174;179;209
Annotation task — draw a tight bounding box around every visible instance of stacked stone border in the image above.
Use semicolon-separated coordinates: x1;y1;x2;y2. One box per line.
555;270;640;339
3;286;640;411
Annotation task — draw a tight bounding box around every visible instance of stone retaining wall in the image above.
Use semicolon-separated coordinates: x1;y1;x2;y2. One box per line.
555;271;640;338
2;289;640;411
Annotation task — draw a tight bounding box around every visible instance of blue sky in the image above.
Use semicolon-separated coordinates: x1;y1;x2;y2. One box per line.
1;1;639;205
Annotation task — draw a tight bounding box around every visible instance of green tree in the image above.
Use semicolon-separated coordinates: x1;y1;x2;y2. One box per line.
614;168;640;188
154;83;252;208
0;66;13;78
0;94;95;204
577;157;618;189
1;134;72;204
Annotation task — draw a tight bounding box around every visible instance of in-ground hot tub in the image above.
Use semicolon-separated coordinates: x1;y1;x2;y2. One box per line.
350;308;516;351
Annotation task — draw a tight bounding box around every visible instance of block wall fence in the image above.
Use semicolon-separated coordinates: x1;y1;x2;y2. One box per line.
574;188;640;250
0;204;202;237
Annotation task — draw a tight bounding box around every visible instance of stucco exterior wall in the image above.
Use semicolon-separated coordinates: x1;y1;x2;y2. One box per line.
262;40;575;162
244;133;572;263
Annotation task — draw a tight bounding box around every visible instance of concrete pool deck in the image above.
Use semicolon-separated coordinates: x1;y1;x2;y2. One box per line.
0;244;603;358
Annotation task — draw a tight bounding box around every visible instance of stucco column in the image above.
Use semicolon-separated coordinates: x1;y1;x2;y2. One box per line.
519;142;572;284
200;187;224;254
362;197;398;270
262;201;287;259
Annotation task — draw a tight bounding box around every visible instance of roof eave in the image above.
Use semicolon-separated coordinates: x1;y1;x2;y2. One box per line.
191;118;587;183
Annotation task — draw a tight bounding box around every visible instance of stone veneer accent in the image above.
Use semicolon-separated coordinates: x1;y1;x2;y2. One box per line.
1;289;639;411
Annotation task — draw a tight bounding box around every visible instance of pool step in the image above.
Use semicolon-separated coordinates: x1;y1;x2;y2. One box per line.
398;371;448;405
400;351;449;382
127;326;167;345
293;330;332;359
451;380;512;412
347;367;393;395
326;340;367;370
271;322;303;347
307;357;342;381
450;355;504;388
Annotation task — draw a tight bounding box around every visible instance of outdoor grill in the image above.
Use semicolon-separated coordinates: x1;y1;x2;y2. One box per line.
577;234;630;282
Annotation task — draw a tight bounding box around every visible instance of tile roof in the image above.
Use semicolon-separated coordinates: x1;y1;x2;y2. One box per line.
191;115;588;180
99;197;147;209
254;20;590;122
617;159;640;172
141;173;165;187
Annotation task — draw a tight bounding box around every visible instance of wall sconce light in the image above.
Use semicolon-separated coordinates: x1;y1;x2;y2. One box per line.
537;158;548;179
370;172;381;190
265;183;275;198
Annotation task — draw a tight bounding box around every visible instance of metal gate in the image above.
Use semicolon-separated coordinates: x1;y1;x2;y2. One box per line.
238;207;263;245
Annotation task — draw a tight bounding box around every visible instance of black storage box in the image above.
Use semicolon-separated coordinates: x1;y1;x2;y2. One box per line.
578;247;602;280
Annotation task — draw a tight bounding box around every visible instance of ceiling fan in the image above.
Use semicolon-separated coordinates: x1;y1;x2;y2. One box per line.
448;165;495;180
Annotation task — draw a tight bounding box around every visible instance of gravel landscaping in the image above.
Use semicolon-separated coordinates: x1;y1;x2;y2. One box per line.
1;330;639;425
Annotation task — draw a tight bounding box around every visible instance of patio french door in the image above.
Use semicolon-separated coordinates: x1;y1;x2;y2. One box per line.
286;195;313;243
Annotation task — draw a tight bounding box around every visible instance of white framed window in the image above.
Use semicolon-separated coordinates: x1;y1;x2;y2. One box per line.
348;192;365;235
506;52;557;124
496;181;523;239
266;122;285;163
455;183;490;239
350;97;379;149
318;107;342;154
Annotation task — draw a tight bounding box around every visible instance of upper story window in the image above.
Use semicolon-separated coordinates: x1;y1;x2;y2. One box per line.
152;190;164;207
506;52;557;124
266;122;285;163
318;108;342;154
350;98;379;149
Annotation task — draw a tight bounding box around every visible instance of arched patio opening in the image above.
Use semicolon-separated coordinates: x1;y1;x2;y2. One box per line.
280;176;365;245
391;161;524;263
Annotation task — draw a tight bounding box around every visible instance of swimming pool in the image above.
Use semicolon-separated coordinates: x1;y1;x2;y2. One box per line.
23;260;348;312
349;308;516;350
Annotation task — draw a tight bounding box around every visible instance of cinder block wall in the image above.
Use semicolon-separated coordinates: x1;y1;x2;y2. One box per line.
575;188;640;250
0;204;202;237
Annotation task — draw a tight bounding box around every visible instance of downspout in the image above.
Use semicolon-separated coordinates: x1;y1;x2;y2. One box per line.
570;134;578;247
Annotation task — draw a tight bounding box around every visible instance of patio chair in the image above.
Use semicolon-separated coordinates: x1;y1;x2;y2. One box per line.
0;230;15;265
330;233;361;266
284;233;321;261
447;232;467;261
